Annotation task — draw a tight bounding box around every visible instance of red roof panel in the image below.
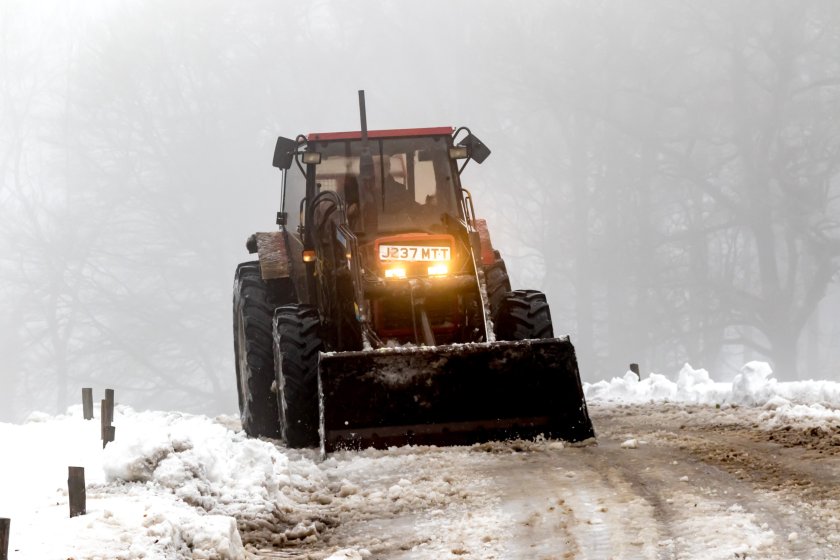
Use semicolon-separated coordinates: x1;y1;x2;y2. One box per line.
308;127;454;142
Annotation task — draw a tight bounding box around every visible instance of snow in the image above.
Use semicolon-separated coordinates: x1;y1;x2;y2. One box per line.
620;438;639;449
2;360;840;558
325;549;372;560
660;494;777;559
583;363;730;405
0;404;329;559
584;361;840;429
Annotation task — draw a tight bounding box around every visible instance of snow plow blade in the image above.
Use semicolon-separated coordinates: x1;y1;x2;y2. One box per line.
318;337;594;452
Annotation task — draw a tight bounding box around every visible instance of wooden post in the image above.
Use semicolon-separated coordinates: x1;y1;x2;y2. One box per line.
630;363;640;380
0;517;9;560
101;389;115;447
104;388;115;423
100;398;107;442
105;389;115;445
68;467;86;518
100;399;111;448
82;388;94;420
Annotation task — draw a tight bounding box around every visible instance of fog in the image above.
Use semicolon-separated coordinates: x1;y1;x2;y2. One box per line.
2;0;839;422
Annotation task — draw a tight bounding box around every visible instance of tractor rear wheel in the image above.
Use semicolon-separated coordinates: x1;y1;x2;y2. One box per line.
233;261;281;438
273;304;323;448
495;289;554;341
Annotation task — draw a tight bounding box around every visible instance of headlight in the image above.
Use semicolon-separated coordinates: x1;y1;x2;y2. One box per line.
427;263;448;277
384;267;407;279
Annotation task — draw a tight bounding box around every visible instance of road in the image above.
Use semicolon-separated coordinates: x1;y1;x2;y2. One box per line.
244;403;840;559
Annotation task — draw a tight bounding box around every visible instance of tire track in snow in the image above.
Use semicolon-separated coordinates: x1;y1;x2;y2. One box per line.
469;448;580;559
582;441;783;559
673;430;840;558
592;403;839;559
572;446;668;560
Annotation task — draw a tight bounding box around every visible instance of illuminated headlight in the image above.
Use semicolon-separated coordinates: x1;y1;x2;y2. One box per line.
427;263;448;277
384;267;407;279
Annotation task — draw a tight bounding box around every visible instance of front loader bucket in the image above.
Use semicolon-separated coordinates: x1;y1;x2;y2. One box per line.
318;337;594;452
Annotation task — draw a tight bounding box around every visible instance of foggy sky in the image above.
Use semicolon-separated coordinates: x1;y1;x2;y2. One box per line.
1;0;839;422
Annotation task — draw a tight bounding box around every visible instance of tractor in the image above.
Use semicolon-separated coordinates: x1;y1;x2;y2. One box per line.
234;92;593;451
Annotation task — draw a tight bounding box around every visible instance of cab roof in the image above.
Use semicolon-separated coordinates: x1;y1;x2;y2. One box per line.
308;127;454;142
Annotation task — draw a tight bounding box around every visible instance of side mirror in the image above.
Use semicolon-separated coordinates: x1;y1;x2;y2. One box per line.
458;134;491;164
273;136;298;170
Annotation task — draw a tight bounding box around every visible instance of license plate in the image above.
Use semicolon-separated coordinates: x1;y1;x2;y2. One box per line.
379;245;450;261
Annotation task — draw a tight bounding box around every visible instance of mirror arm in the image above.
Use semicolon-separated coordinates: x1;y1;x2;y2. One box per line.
277;168;287;229
295;134;308;177
453;126;471;145
299;197;307;237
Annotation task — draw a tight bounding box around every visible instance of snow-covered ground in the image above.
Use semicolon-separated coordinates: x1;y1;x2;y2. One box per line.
2;361;840;559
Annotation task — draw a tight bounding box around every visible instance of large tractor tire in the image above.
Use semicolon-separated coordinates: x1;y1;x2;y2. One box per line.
273;304;323;448
483;253;512;320
233;261;281;438
495;289;554;341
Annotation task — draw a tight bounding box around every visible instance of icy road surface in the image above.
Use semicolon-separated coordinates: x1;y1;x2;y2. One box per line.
251;403;840;560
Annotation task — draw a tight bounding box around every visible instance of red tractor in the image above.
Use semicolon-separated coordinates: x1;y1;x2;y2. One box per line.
234;92;593;451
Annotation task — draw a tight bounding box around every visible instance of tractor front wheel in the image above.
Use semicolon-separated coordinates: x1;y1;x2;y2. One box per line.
484;254;512;322
273;304;323;448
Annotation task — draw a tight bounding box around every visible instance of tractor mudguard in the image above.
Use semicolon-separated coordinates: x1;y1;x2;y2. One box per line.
249;231;291;280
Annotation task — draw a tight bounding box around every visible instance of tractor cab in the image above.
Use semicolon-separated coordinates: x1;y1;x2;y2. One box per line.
305;129;461;236
273;125;493;342
275;127;482;237
274;127;488;348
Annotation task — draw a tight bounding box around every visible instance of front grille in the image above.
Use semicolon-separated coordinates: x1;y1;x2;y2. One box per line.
372;294;461;344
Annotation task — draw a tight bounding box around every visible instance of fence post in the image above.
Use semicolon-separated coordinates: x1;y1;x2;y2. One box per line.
82;388;94;420
68;467;86;518
105;389;115;445
0;517;9;560
100;398;108;444
630;363;640;380
104;388;114;421
101;399;111;448
100;389;116;447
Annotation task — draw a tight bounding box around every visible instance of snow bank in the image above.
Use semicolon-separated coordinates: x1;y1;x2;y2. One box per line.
0;404;328;560
731;361;776;406
585;361;840;428
584;363;730;405
102;407;325;513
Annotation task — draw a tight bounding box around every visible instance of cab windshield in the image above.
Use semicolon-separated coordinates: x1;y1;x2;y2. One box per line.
311;135;460;234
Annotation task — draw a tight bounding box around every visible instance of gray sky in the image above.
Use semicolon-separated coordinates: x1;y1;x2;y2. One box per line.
2;0;839;421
